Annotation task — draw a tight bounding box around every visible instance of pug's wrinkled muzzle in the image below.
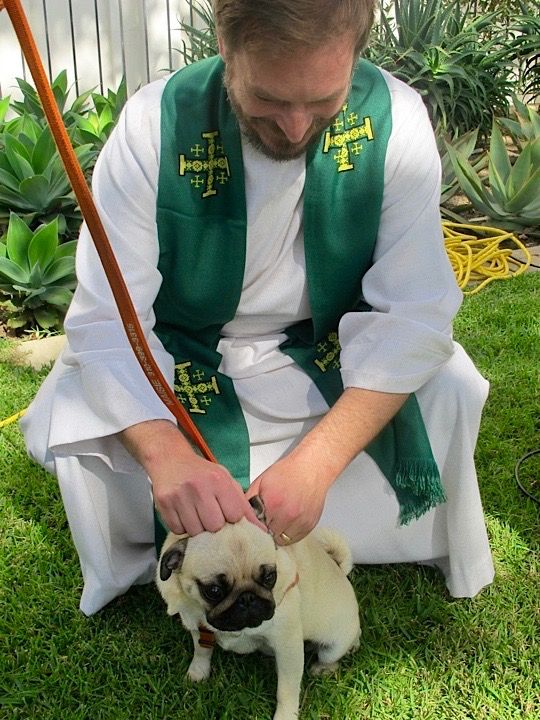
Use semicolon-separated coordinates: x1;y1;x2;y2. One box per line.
208;591;275;631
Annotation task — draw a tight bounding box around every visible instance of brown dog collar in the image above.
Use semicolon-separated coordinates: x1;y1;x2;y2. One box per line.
198;625;216;649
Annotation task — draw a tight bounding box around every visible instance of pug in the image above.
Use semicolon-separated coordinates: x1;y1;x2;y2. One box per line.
156;498;360;720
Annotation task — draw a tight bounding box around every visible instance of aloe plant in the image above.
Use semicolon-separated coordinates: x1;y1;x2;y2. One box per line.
0;213;77;330
0;118;94;233
438;128;487;205
367;0;515;134
446;121;540;233
497;96;540;148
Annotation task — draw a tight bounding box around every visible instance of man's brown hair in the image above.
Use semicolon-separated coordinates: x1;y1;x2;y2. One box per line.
213;0;376;58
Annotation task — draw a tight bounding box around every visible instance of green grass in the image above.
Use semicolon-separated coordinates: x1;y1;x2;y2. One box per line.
1;273;539;720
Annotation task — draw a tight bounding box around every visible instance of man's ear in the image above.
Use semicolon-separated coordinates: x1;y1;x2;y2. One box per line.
217;35;226;60
159;537;188;581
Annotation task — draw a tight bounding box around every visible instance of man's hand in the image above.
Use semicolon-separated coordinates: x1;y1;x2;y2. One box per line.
119;419;265;536
248;387;409;545
246;448;331;545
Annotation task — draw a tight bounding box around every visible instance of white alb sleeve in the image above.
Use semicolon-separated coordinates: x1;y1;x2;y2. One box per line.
339;72;462;394
46;78;178;456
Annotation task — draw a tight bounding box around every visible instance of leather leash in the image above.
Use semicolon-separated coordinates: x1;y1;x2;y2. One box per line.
1;0;216;463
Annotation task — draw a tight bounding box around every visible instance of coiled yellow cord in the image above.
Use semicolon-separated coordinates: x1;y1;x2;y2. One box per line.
443;221;532;295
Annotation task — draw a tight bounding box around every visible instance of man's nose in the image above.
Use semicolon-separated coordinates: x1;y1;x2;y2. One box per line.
276;107;313;143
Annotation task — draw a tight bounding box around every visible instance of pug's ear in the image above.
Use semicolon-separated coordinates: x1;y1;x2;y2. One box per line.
249;495;268;524
159;538;188;581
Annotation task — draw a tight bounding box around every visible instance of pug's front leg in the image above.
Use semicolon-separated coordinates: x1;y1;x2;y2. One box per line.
186;629;213;682
272;632;304;720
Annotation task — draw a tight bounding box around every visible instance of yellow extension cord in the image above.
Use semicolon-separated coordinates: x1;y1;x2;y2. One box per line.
0;408;26;429
443;221;532;295
0;222;534;430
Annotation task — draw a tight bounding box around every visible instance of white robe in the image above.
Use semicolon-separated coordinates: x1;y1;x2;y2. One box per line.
21;68;494;615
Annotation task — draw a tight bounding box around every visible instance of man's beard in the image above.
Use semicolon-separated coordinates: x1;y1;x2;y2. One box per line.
223;68;341;162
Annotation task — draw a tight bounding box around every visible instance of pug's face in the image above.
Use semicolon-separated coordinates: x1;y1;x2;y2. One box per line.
159;519;281;632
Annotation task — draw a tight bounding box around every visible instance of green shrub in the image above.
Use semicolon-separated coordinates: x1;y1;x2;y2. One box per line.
0;213;76;331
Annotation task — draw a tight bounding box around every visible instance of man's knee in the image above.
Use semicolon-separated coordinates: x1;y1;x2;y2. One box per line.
20;406;56;475
418;343;489;421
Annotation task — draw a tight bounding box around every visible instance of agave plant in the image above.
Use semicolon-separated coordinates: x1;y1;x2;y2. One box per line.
446;121;540;233
71;77;127;150
10;70;93;128
0;117;94;233
0;213;77;330
92;76;128;120
0;96;9;127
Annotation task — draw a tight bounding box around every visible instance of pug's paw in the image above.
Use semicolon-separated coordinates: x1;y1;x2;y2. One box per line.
187;658;211;682
309;660;339;676
273;710;298;720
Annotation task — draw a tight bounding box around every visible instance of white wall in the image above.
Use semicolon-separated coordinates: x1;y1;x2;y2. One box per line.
0;0;193;101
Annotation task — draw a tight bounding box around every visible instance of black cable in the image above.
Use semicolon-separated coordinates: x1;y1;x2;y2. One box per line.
510;254;540;269
515;449;540;505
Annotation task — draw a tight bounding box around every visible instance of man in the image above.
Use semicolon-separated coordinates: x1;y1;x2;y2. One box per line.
22;0;494;616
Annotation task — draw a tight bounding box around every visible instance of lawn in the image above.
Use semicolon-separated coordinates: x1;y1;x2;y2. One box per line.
1;272;539;720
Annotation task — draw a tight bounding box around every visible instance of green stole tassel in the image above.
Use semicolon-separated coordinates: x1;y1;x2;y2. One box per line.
153;56;445;549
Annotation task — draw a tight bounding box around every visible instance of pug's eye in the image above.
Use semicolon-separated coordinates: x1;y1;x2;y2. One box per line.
261;568;277;589
200;583;225;603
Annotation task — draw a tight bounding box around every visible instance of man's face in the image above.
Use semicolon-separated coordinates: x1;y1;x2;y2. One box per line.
222;35;356;161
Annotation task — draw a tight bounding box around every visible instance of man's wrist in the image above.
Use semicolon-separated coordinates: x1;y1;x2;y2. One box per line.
118;419;196;472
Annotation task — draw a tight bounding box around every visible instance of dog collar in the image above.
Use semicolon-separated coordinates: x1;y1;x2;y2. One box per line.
279;572;300;603
196;573;300;649
197;625;216;649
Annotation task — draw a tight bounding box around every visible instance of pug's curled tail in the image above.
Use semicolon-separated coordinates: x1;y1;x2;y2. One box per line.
314;528;354;575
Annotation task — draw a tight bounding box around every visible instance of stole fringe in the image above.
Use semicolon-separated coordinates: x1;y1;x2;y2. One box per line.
394;459;447;526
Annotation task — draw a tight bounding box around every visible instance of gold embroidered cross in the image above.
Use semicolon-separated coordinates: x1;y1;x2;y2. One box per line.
174;361;220;414
179;131;230;198
322;104;374;173
314;332;341;373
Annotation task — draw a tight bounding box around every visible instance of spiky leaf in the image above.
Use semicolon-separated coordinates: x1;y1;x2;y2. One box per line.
28;219;59;269
42;256;76;284
54;240;77;260
40;286;73;307
0;257;29;284
6;213;33;271
32;126;57;175
489;123;512;185
33;306;60;329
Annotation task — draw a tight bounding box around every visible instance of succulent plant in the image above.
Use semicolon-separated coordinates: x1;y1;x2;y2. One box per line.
0;118;94;233
446;121;540;233
0;213;76;330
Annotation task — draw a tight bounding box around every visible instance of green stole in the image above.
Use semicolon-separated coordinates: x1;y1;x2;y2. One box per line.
153;56;445;546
